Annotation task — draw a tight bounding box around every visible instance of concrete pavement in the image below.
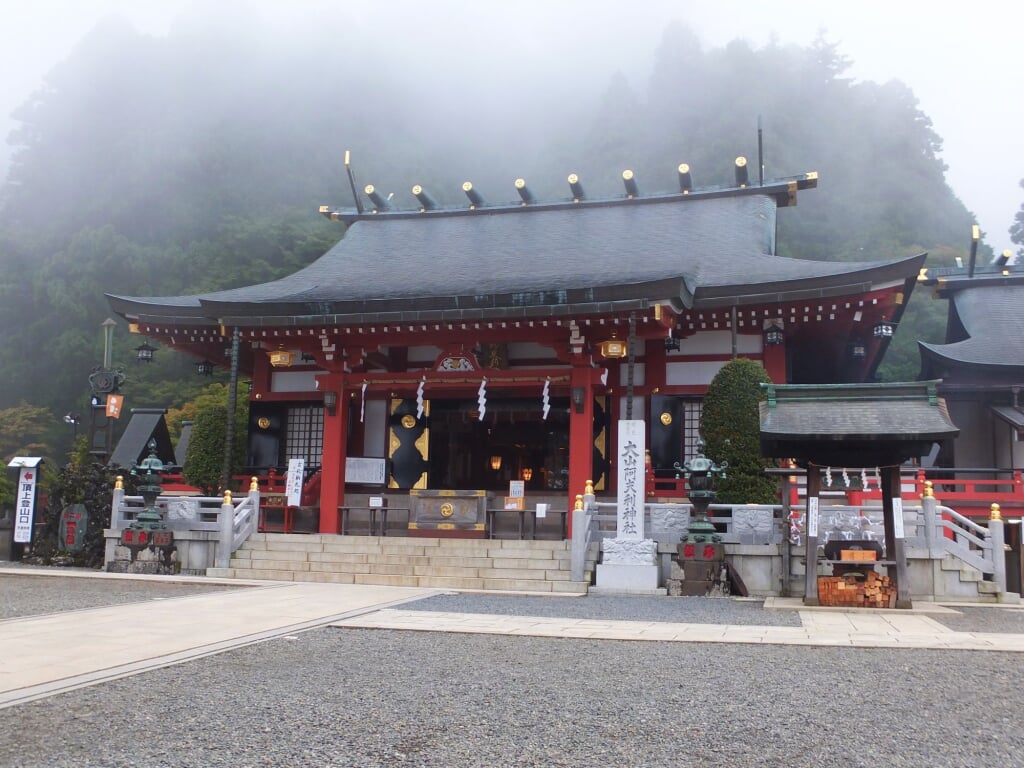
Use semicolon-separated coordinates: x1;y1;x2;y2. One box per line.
333;598;1024;651
0;570;435;709
3;567;1024;711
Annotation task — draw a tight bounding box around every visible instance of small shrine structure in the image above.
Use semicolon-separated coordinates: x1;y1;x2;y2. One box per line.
759;380;959;607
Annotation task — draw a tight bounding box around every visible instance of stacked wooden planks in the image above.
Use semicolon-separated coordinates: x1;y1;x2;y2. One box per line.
818;571;896;608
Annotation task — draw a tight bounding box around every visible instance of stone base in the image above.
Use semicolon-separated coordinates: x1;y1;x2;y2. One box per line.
595;562;660;592
106;559;181;575
589;585;668;596
106;543;181;575
407;527;486;539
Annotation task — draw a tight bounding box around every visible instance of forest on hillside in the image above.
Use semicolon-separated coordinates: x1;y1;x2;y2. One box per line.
0;14;995;462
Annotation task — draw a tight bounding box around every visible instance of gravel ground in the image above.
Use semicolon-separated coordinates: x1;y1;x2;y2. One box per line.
0;572;243;620
406;593;804;626
2;576;1023;766
1;627;1022;768
930;605;1024;634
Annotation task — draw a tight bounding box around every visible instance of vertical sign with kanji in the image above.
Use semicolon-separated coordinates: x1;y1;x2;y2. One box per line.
285;458;305;507
12;463;40;543
616;420;646;541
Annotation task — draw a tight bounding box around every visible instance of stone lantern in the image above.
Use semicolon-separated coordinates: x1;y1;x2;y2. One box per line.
676;437;728;545
130;439;167;533
119;439;174;556
668;437;729;596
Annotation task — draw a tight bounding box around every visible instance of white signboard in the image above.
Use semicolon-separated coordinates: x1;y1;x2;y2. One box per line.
13;465;39;543
345;457;388;485
536;503;548;519
807;497;819;538
285;458;305;507
616;419;646;540
508;481;525;498
892;497;905;539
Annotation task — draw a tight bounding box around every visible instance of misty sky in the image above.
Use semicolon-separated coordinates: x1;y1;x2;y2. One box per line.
2;0;1020;256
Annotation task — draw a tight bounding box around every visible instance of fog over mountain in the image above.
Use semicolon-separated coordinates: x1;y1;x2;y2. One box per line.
0;0;1008;461
2;1;1021;253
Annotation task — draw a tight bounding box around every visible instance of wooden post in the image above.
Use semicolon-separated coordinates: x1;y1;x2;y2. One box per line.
881;464;912;608
780;471;792;598
803;463;821;605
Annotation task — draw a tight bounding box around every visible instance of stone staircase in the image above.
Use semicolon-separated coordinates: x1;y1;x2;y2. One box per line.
208;533;594;594
939;555;1012;601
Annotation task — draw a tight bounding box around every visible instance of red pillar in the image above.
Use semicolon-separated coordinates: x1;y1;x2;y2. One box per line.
317;372;348;533
567;364;595;536
763;338;787;383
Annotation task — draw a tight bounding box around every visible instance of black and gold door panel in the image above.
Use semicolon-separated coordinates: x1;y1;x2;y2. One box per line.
248;404;284;468
592;397;610;490
388;398;429;489
649;394;682;473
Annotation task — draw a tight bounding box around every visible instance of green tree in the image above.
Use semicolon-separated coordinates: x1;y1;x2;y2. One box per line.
1009;178;1024;261
0;403;54;463
0;474;13;509
180;383;249;494
699;358;776;504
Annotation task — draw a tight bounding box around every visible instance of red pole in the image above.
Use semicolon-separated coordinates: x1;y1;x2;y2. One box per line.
317;373;347;533
567;365;595;537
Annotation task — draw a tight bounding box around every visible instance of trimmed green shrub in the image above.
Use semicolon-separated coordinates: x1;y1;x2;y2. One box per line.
700;358;776;504
183;405;247;494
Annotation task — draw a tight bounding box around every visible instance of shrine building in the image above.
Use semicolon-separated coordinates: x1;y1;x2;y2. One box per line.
107;159;924;534
918;229;1024;470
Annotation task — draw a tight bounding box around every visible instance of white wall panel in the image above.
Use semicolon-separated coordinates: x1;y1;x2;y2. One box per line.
363;399;388;458
271;370;319;393
407;346;443;364
665;360;728;386
618;362;645;387
670;330;762;356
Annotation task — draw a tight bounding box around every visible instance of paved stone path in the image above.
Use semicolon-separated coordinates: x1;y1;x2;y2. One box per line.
334;600;1024;651
0;571;434;709
3;567;1024;711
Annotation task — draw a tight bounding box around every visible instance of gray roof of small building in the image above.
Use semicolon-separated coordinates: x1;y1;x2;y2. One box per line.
109;409;176;469
759;381;959;465
108;193;924;326
992;405;1024;430
919;283;1024;371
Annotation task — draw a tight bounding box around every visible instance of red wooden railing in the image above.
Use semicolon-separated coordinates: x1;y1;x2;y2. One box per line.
159;467;321;506
652;465;1024;520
